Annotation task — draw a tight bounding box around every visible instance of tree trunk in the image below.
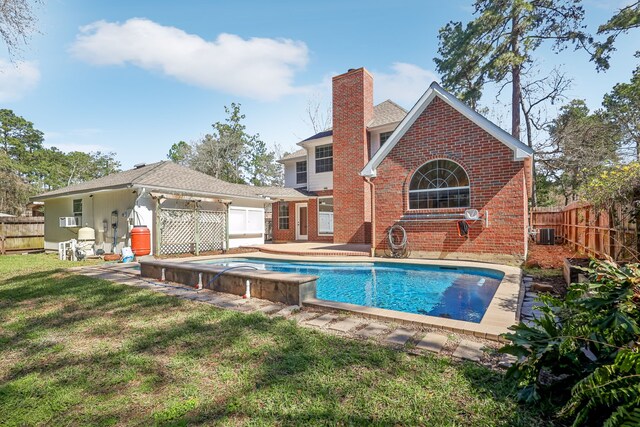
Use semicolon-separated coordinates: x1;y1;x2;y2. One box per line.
511;14;521;139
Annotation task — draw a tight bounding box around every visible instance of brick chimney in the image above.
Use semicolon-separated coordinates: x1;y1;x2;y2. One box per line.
332;67;374;243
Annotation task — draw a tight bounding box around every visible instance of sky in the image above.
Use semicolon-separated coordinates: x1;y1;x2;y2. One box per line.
1;0;638;169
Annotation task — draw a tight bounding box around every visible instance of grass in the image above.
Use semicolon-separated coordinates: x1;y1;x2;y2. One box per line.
0;254;550;426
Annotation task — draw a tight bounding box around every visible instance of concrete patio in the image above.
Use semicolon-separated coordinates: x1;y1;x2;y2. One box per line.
244;242;372;257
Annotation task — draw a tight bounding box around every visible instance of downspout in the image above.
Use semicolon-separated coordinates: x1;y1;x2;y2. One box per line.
365;176;375;258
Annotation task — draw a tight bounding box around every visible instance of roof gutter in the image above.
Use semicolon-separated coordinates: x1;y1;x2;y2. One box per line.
30;184;133;201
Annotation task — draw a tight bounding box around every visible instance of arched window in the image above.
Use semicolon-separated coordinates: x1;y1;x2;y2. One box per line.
409;159;470;209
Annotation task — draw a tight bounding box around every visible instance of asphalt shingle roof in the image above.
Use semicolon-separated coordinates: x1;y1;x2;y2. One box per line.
368;100;408;128
278;148;306;162
32;161;308;201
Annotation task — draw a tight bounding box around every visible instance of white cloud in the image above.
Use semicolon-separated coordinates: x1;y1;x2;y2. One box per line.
373;63;438;107
0;59;40;101
70;18;309;101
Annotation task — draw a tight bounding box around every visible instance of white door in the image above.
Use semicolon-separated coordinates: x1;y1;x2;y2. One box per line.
295;203;308;240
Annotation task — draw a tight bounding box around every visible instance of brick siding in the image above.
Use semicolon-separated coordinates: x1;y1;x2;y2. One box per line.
332;68;373;244
373;96;528;260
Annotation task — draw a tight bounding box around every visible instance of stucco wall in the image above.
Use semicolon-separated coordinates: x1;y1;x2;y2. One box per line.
43;189;139;254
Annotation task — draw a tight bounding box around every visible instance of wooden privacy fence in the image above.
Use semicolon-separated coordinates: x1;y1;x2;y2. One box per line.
0;217;45;255
531;203;638;261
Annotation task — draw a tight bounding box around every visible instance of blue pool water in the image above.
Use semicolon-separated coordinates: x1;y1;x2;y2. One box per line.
196;258;503;323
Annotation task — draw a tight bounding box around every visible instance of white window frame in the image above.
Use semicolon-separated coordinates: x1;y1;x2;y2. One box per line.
229;207;264;237
278;203;290;230
317;196;334;235
72;199;83;223
315;144;333;173
408;159;471;210
296;160;307;184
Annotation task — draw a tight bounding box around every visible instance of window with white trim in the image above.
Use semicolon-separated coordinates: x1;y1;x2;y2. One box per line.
408;159;470;209
229;207;264;236
379;131;393;146
73;199;83;223
317;197;333;235
315;144;333;173
296;161;307;184
278;203;290;230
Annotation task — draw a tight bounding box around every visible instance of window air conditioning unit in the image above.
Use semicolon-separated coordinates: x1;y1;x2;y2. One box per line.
59;216;80;228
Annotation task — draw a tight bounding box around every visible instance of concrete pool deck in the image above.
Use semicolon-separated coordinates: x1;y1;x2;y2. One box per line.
156;251;522;342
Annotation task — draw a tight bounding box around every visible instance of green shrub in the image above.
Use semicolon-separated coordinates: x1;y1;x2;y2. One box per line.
500;260;640;426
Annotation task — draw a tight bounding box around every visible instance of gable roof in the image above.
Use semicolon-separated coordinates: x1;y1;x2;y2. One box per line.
361;82;534;177
31;161;308;201
368;100;407;128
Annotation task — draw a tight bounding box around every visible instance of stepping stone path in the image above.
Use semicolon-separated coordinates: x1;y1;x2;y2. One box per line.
416;333;448;353
453;340;485;362
304;314;338;328
329;318;363;333
292;311;318;323
357;322;388;339
384;328;416;346
273;305;300;318
258;304;282;314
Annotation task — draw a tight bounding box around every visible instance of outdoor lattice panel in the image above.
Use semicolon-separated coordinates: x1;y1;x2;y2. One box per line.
198;210;226;252
159;208;196;255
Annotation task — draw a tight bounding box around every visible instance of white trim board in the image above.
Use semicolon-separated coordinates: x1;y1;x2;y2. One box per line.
360;82;534;178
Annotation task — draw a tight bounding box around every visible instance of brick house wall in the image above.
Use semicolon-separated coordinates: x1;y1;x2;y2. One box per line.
373;96;528;262
272;192;334;243
272;201;296;242
332;68;373;244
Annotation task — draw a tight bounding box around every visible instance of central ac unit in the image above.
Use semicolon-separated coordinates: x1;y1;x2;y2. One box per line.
59;216;80;228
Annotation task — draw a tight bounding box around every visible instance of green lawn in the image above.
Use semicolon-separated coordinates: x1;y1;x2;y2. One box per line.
0;254;548;426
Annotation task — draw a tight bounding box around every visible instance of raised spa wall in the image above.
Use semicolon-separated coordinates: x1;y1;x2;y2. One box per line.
139;260;318;306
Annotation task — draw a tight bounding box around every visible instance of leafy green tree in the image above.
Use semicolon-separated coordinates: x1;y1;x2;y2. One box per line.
603;66;640;160
434;0;585;138
167;140;192;165
540;100;620;204
0;108;44;171
246;139;283;187
189;103;283;186
590;1;640;71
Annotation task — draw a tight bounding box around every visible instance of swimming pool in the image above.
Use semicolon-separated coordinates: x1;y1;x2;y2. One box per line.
196;258;504;323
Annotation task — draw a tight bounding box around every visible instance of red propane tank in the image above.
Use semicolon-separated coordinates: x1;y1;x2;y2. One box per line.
130;225;151;256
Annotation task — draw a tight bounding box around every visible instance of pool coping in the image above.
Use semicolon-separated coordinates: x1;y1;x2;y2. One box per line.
163;252;522;342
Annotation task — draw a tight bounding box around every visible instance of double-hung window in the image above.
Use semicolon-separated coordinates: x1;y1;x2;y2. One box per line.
379;131;393;146
315;144;333;173
73;199;83;224
278;203;290;230
296;161;307;185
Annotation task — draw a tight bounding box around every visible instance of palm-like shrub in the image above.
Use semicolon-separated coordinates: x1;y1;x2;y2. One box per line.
501;260;640;426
